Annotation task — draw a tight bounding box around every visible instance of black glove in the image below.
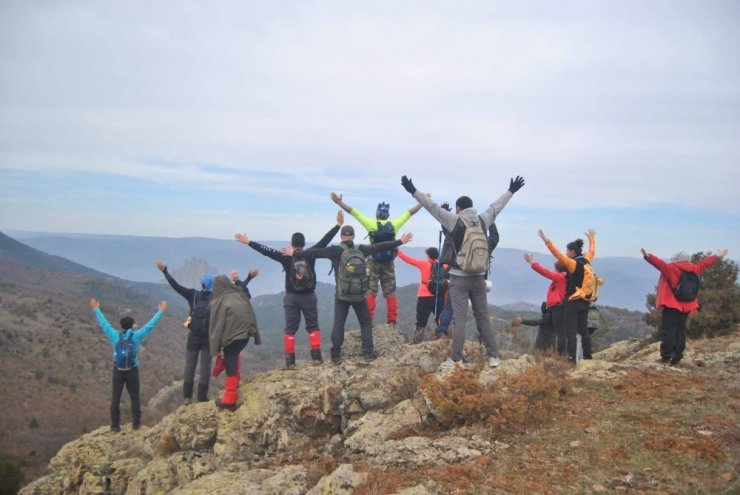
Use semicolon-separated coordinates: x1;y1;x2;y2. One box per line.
509;175;525;193
401;175;417;194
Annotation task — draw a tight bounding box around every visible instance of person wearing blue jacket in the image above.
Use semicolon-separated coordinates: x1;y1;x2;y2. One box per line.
90;298;168;432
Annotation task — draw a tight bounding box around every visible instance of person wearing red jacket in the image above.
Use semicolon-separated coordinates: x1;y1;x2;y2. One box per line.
523;253;568;353
397;247;439;343
641;248;728;364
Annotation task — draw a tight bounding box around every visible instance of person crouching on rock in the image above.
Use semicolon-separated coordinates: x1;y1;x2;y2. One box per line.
90;298;167;432
209;275;261;410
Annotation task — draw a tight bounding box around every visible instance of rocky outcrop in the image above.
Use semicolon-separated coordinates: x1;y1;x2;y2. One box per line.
22;326;732;495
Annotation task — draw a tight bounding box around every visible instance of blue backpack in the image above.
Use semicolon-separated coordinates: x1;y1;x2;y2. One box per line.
115;332;136;370
369;221;397;261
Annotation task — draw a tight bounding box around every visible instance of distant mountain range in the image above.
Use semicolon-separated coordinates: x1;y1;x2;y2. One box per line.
9;230;660;311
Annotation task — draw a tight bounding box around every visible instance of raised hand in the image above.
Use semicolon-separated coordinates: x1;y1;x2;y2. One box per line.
399;232;414;244
537;229;548;243
586;228;596;238
235;233;250;244
717;249;728;257
330;192;342;205
248;268;259;278
156;260;166;272
509;175;525;193
89;298;99;309
524;253;534;264
401;175;416;194
336;210;344;225
640;248;648;257
158;301;168;312
281;247;296;256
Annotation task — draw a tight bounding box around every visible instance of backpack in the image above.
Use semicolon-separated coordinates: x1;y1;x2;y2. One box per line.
336;244;368;302
569;259;604;302
369;221;397;262
288;250;315;292
426;261;449;294
188;291;212;338
114;332;136;371
455;216;489;273
672;270;700;302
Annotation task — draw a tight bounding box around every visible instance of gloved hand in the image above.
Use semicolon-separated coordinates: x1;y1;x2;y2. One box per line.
401;175;417;194
509;175;525;193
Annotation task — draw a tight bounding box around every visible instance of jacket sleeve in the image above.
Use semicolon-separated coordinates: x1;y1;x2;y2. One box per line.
248;240;287;263
163;269;196;304
133;310;164;345
412;190;459;233
478;189;514;227
93;307;118;343
644;253;669;276
396;250;424;270
349;208;377;232
695;254;719;275
532;262;561;281
520;318;543;327
544;240;577;273
362;239;403;256
312;224;341;249
586;231;596;261
391;211;413;231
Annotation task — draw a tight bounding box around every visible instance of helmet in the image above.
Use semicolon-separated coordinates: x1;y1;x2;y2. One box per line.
376;202;390;220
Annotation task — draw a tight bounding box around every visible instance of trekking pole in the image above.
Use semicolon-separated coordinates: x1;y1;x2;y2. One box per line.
433;229;443;319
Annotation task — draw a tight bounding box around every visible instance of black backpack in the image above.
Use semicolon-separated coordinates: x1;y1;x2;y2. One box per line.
288;250;315;292
189;291;212;338
673;270;700;302
114;332;136;371
426;261;449;294
369;221;397;262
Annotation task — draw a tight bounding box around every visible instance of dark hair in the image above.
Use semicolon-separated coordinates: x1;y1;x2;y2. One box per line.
455;196;473;210
120;316;135;330
426;247;439;260
566;239;584;255
554;260;567;272
291;232;305;248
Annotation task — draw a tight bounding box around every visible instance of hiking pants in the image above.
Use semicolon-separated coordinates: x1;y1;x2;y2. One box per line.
366;258;396;297
223;339;247;377
111;367;140;428
415;296;438;328
184;340;211;401
449;274;499;362
284;292;319;334
436;290;453;334
660;308;689;361
549;305;566;356
331;296;374;359
564;299;591;361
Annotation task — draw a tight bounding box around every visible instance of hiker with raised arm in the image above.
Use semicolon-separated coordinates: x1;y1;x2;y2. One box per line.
397;247;440;343
522;253;568;353
209;274;260;410
284;225;413;364
641;247;728;365
90;298;167;432
230;268;259;299
400;174;525;370
234;211;344;368
537;229;598;363
331;192;422;327
156;261;214;404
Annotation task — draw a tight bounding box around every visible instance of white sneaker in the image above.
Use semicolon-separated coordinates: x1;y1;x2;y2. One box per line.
439;358;457;370
488;356;501;368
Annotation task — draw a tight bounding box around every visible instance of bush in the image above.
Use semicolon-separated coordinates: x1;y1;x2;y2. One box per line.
421;357;569;434
28;417;39;429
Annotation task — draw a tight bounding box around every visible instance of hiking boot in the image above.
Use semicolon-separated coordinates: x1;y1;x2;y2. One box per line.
215;399;238;411
387;321;397;329
362;351;378;362
331;355;342;365
669;357;681;366
310;348;323;365
132;422;140;430
412;325;425;344
439;358;464;371
657;357;671;364
183;398;192;406
110;425;121;433
285;353;296;370
488;356;501;368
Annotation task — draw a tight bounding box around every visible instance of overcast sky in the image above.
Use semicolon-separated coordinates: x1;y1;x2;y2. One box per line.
1;0;738;258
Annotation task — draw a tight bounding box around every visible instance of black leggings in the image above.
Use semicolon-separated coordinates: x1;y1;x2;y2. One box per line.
223;339;247;376
111;367;140;428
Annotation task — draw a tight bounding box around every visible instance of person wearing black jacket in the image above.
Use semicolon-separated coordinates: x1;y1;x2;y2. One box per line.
155;261;214;404
235;211;344;369
230;268;259;299
285;226;413;364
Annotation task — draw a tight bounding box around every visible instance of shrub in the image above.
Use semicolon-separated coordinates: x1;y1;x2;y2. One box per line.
421;357;568;435
29;417;39;429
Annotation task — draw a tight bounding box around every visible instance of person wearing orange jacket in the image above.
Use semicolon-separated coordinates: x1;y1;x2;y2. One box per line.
537;229;596;363
397;247;440;343
641;248;728;364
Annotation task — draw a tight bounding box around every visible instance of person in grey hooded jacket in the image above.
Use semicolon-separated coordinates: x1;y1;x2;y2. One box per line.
401;175;525;370
209;274;260;410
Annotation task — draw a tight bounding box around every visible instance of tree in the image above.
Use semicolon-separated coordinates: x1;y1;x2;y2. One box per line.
644;252;740;338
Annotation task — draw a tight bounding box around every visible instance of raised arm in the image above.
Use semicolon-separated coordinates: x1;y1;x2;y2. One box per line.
312;211;344;249
235;233;285;263
585;229;596;261
538;230;576;273
362;232;413;256
156;261;194;300
90;298;119;342
134;301;167;343
396;249;426;269
330;192;353;214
